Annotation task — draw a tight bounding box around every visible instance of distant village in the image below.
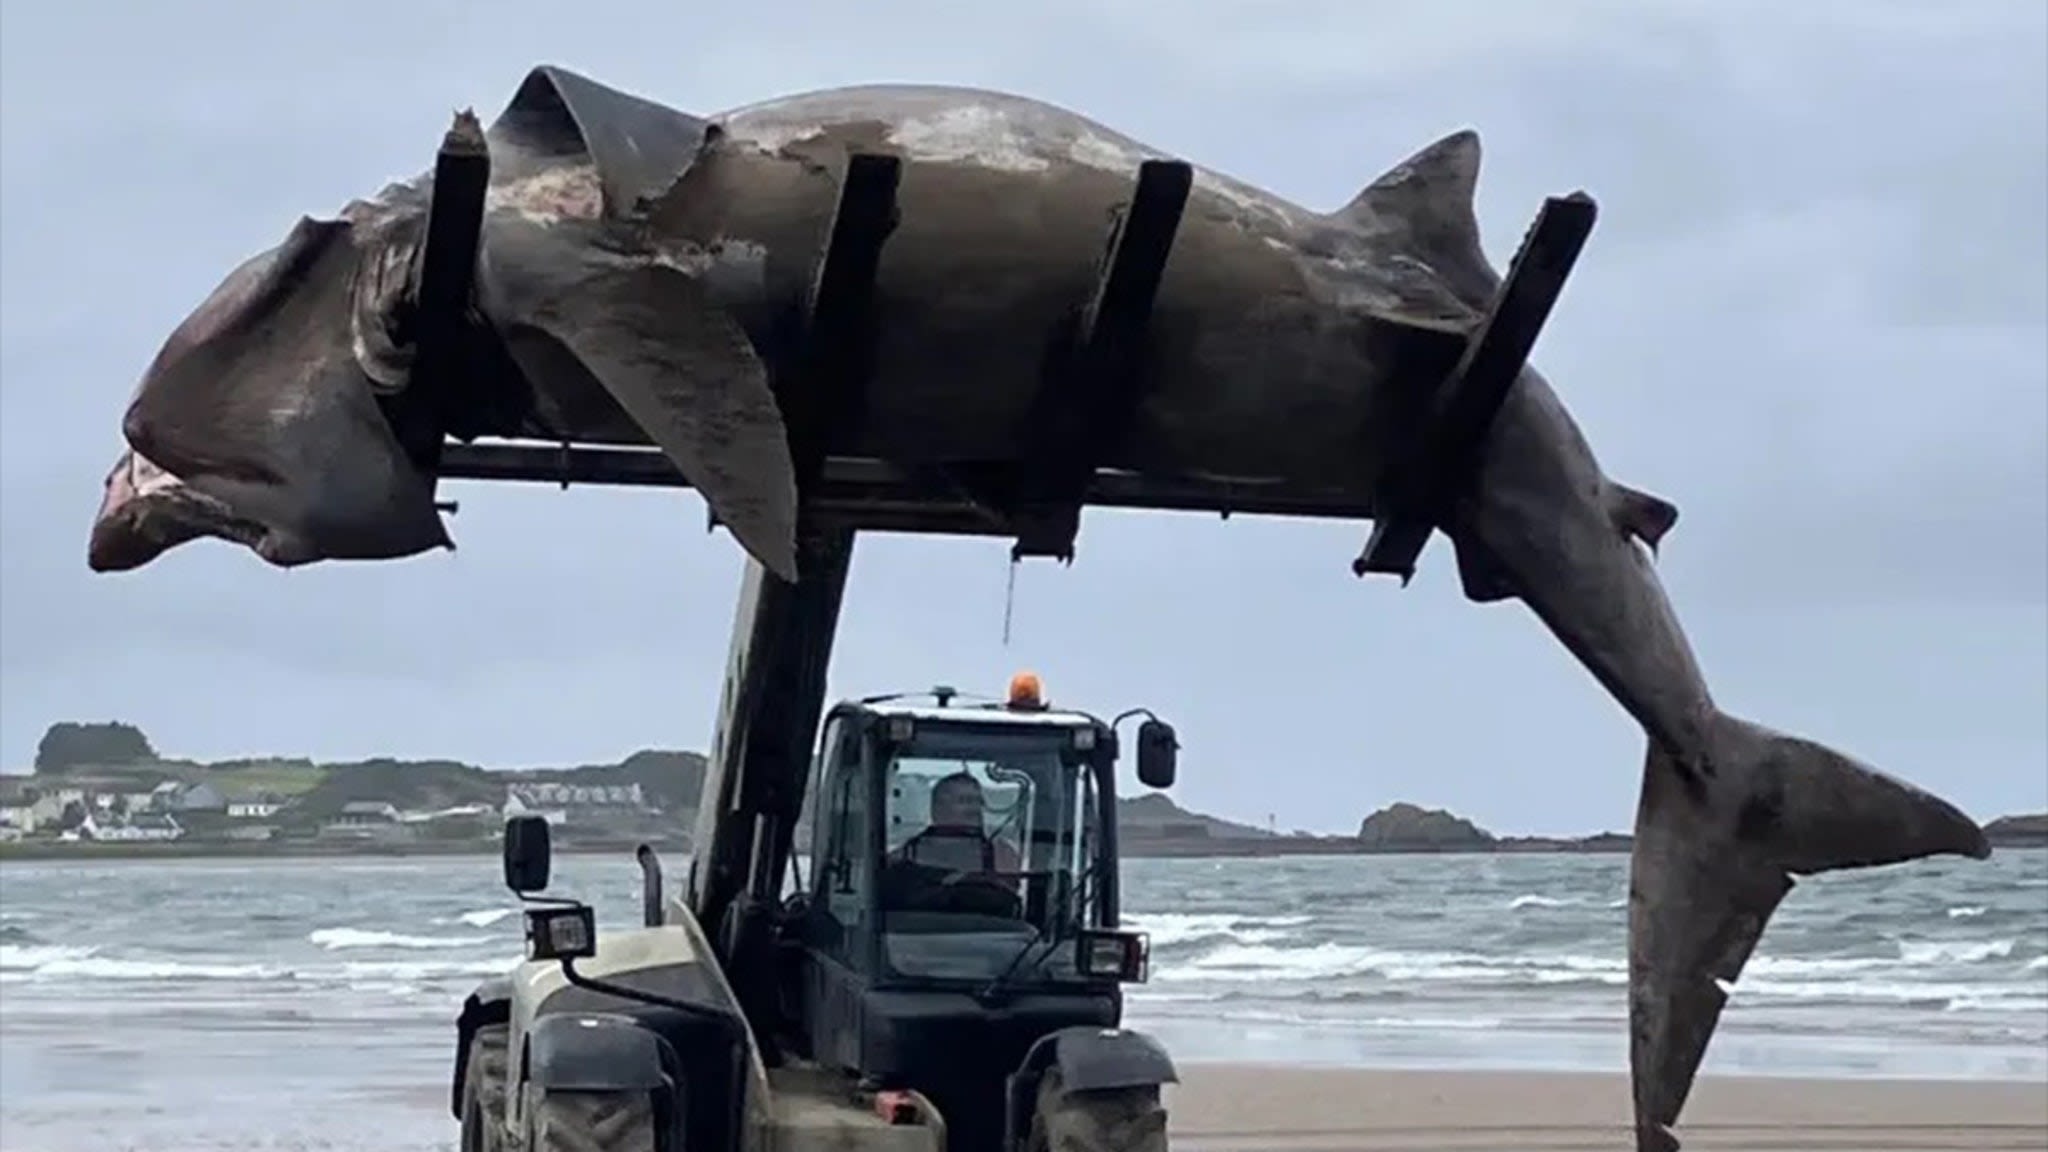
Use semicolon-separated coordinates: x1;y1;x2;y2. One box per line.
0;776;670;849
5;722;2040;859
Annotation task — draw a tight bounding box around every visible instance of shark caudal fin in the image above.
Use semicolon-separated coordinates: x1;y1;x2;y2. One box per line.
1627;713;1991;1152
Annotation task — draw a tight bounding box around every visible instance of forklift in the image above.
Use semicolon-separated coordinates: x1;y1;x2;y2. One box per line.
451;549;1184;1152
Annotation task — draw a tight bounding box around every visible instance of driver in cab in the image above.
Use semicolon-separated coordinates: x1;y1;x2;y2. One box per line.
895;772;1020;876
884;772;1023;916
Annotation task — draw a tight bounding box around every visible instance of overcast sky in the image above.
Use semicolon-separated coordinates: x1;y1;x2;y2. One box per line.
1;1;2041;836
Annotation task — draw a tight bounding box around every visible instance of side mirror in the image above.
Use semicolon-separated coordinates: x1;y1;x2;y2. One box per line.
503;815;553;894
1135;719;1178;790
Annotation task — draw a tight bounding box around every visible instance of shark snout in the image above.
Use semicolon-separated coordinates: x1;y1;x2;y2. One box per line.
86;448;248;572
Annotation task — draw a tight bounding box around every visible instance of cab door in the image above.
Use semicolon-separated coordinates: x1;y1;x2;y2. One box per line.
800;713;873;1070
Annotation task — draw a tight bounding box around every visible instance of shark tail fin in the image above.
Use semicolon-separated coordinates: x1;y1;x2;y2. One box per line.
1627;711;1990;1151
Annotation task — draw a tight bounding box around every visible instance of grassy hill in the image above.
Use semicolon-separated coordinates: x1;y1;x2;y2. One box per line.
1117;791;1273;839
20;723;709;821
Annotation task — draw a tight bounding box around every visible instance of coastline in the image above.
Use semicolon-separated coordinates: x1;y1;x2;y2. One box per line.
5;832;2041;864
0;838;663;863
1164;1064;2048;1150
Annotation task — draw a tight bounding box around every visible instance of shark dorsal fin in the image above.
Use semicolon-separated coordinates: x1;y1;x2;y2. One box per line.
1342;129;1482;238
1341;129;1496;308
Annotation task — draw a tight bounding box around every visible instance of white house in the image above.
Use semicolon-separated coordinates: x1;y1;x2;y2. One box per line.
334;801;399;824
318;801;412;842
28;788;87;829
401;803;494;825
502;789;567;827
171;782;227;813
225;797;284;820
90;814;184;842
502;782;652;830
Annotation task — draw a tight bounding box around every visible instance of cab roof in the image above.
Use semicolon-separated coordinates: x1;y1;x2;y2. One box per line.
841;698;1100;728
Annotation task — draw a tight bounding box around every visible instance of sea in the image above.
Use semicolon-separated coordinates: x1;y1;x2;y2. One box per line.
1;850;2043;1151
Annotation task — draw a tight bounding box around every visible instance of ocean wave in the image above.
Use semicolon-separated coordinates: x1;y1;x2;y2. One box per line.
1948;905;1989;919
1944;991;2048;1014
0;944;96;972
337;958;515;983
0;942;515;987
450;908;518;929
1896;939;2015;965
1152;941;1629;987
1133;998;1512;1032
308;927;492;951
1508;894;1580;911
6;947;280;981
1146;936;2048;1011
1123;912;1311;949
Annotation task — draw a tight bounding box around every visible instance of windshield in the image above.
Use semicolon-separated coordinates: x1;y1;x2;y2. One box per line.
878;721;1102;984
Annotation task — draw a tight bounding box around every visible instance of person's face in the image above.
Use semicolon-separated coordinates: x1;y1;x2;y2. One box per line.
931;781;983;830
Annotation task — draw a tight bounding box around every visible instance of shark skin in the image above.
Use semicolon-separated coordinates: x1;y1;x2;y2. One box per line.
84;66;1991;1149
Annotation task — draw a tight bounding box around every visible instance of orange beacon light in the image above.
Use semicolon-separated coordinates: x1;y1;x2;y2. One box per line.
1006;671;1046;710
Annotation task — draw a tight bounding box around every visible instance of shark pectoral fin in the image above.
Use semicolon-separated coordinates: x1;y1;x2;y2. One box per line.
1627;716;1991;1151
1608;482;1680;557
493;66;720;220
517;262;798;579
1448;527;1517;603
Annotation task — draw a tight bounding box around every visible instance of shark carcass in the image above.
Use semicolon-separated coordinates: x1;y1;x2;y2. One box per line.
86;65;1990;1150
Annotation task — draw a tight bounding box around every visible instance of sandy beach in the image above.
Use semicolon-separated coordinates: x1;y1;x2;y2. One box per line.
1163;1065;2048;1151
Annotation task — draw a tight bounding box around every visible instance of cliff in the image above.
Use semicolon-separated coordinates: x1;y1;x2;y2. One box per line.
1986;812;2048;847
1356;802;1495;851
1118;791;1273;841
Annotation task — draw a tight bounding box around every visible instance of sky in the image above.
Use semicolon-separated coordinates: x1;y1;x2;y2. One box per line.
0;1;2042;837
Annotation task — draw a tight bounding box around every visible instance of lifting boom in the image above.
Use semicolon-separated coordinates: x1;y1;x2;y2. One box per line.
420;144;1589;1000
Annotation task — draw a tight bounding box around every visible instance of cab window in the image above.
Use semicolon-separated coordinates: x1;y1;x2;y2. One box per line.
809;718;870;949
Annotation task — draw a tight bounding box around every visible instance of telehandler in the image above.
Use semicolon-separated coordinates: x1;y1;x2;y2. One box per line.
453;664;1183;1152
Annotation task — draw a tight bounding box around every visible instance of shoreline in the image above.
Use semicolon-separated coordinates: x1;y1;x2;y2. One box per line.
3;1062;2042;1152
1163;1064;2048;1150
0;838;1634;863
6;837;2044;864
0;839;653;863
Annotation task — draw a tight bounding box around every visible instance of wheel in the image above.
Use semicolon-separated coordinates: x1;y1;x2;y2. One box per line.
523;1086;660;1152
460;1024;510;1152
1026;1066;1169;1152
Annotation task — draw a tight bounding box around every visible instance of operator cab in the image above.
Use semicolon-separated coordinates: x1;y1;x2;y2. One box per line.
785;673;1177;1142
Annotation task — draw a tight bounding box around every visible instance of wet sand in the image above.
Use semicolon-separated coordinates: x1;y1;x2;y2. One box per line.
1164;1064;2048;1150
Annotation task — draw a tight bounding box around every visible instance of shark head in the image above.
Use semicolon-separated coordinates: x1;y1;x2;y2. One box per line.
88;65;805;580
87;204;453;574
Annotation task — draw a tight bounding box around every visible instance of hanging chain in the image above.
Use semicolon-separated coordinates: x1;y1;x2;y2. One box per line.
1002;554;1020;646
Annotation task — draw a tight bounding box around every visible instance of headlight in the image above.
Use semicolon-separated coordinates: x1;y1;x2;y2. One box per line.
524;905;597;962
1076;929;1149;983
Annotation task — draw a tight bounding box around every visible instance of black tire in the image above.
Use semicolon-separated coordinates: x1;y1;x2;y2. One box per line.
525;1087;660;1152
1026;1066;1170;1152
461;1024;510;1152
